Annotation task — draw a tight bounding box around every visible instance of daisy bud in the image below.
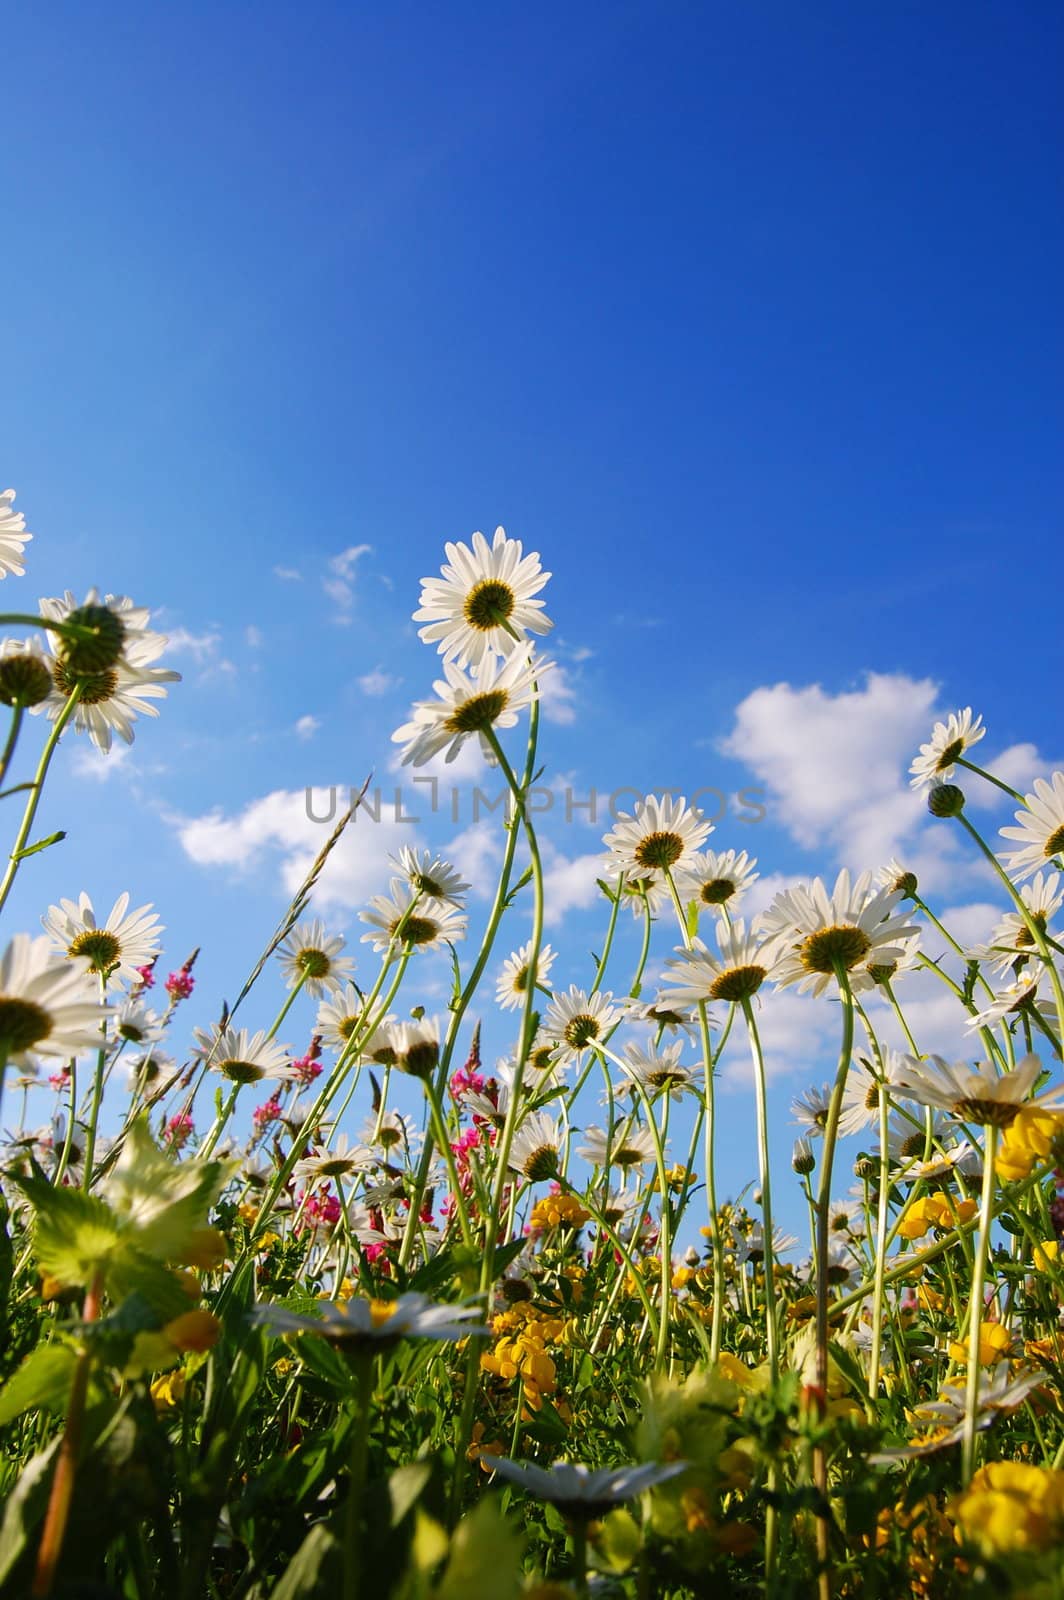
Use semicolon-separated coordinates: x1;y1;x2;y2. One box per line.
792;1138;815;1175
928;783;965;818
0;647;53;708
56;602;128;674
854;1154;877;1180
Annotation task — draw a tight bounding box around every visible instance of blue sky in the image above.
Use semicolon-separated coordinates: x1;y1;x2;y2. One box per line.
2;1;1061;1241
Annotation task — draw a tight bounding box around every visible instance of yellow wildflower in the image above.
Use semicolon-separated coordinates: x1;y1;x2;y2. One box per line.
951;1462;1064;1557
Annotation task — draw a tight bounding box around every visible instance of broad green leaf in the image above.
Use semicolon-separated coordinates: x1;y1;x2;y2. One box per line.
0;1343;76;1425
389;1461;434;1528
101;1116;235;1261
433;1498;523;1600
268;1521;341;1599
12;1172;120;1289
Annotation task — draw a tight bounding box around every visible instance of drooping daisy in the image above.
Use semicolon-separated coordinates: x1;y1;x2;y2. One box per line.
0;489;32;578
877;858;919;897
0;934;108;1067
1000;772;1064;882
391;846;470;906
495;940;556;1011
850;932;922;993
577;1122;657;1170
360;881;467;952
894;1053;1051;1127
909;707;986;790
790;1083;835;1138
508;1111;563;1182
316;983;365;1053
357;1017;401;1067
43;891;163;987
392;649;548;768
252;1290;489;1349
35;592;179;753
277;919;355;998
970;872;1064;977
391;1015;440;1079
763;870;918;997
837;1050;911;1138
0;637;53;708
414;526;552;669
192;1024;293;1085
661;920;775;1005
603;794;712;878
601;861;671;920
481;1457;686;1515
675;848;759;911
616;1040;700;1101
541;986;623;1064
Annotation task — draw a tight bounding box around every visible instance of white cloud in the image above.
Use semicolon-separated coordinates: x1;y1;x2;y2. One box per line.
324;544;372;623
294;715;320;741
539;662;578;725
446;820;504;899
358;667;399;697
176;787;416;912
717;990;838;1089
721;673;939;867
540;843;605;926
273;565;302;581
70;743;133;782
246;625;264;648
163;626;235;680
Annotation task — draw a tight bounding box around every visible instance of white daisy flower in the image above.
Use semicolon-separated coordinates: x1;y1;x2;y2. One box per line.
464;1060;522;1128
34;592;179;754
392;649;548;768
603;794;712;877
999;772;1064;882
495;940;556;1011
192;1025;294;1086
43;891;163;987
359;1108;420;1158
251;1290;489;1348
970;872;1064;976
763;870;918;997
617;1039;700;1101
837;1050;911;1138
277;918;355;998
629;997;700;1042
909;707;986;790
126;1047;175;1096
294;1133;375;1182
0;934;108;1067
600;861;671;920
113;999;163;1046
316;983;365;1053
357;1017;401;1067
877;858;919;897
360;882;467;951
661;919;774;1005
541;986;623;1064
0;489;32;578
965;971;1060;1035
577;1122;657;1170
894;1052;1053;1127
791;1083;835;1138
414;526;552;668
850;932;922;993
481;1457;686;1512
508;1111;563;1182
675;848;759;910
391;846;470;906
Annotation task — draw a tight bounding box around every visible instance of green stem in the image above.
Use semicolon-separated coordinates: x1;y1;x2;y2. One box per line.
740;998;779;1384
0;686;81;916
343;1354;375;1600
962;1124;998;1484
0;705;25;788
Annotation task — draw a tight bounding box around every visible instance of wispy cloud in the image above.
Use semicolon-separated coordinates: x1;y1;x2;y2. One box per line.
358;666;400;697
273;565;302;581
164;626;236;680
324;544;372;623
294;714;320;740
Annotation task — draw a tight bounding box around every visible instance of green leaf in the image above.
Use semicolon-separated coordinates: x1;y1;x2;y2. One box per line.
270;1523;341;1599
433;1498;523;1600
12;1170;120;1289
0;1441;59;1590
101;1116;235;1261
390;1461;434;1528
685;898;699;941
12;830;66;861
0;1343;76;1425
